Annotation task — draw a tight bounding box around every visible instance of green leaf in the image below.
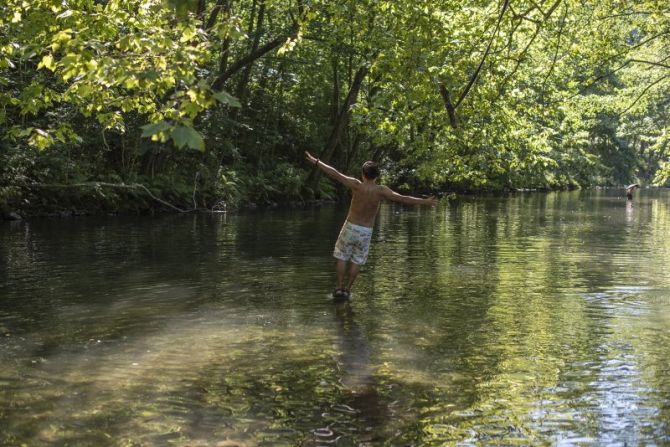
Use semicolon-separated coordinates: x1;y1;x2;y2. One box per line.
38;54;55;71
123;76;139;89
171;125;204;151
0;58;15;69
140;120;172;137
212;90;241;108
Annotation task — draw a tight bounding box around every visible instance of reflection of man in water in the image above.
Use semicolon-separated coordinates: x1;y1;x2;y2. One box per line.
333;302;388;435
305;151;437;297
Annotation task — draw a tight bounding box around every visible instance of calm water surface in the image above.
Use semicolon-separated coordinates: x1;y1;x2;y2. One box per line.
1;190;670;446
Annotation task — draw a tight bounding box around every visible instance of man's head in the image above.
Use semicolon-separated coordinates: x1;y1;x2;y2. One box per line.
362;161;379;180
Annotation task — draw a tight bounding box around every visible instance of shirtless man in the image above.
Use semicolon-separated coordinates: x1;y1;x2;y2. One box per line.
305;151;437;298
626;183;639;201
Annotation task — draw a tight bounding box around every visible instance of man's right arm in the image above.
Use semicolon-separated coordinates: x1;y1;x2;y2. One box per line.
380;185;437;207
305;151;360;189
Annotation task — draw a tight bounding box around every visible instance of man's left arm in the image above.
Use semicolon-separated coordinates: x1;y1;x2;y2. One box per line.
380;185;437;207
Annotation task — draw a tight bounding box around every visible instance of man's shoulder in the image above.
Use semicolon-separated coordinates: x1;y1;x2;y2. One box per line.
375;184;393;196
357;182;388;193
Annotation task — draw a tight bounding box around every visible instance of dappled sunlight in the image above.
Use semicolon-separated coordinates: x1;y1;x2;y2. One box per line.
2;305;341;446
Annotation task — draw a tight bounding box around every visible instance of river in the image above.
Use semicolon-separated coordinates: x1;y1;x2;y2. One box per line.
1;189;669;445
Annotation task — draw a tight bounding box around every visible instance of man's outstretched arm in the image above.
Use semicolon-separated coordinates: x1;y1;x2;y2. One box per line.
380;185;437;207
305;151;360;189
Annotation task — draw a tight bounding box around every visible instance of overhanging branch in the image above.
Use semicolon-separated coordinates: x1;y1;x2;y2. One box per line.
454;0;511;110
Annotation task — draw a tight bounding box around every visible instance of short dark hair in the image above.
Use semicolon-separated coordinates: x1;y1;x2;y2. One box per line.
362;161;379;180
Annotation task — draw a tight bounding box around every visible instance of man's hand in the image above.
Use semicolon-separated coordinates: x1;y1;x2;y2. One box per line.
305;151;318;166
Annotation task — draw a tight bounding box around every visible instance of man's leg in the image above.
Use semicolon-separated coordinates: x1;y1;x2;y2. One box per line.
336;259;347;290
346;262;362;291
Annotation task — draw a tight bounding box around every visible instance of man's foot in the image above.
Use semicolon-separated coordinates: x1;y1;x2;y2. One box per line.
333;288;350;299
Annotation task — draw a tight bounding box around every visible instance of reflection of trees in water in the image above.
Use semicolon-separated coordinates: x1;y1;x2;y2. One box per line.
4;193;670;445
331;300;389;441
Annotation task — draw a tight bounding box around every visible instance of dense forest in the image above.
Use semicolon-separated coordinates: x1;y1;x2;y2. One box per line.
1;0;669;215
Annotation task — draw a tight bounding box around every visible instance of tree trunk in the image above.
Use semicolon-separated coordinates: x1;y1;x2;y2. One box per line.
215;1;234;76
344;132;362;172
332;58;340;124
307;65;368;190
236;0;266;102
197;0;207;21
439;84;457;128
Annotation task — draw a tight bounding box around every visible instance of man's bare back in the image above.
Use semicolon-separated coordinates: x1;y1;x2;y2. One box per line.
304;150;436;295
346;182;385;227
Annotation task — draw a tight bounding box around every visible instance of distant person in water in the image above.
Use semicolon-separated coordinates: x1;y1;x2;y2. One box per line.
626;183;639;201
305;151;437;298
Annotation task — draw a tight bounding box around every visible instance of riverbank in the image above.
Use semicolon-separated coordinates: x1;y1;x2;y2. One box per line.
4;182;647;222
0;191;339;221
0;182;444;221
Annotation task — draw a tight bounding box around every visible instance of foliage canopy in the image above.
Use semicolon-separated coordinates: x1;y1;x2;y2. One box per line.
1;0;669;212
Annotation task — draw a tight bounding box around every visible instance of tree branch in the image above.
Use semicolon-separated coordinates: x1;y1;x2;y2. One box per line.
581;53;670;92
455;0;511;110
628;58;670;70
497;23;542;95
622;74;670;114
543;0;561;19
585;31;670;81
206;0;229;31
211;24;299;91
597;11;652;20
540;2;569;95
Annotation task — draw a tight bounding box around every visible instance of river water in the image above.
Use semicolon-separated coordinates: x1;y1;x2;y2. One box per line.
1;189;670;446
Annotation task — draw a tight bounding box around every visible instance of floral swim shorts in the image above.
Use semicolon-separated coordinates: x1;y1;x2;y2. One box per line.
333;221;373;265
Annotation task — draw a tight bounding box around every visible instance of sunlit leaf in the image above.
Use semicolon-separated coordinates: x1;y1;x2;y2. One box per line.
38;54;55;71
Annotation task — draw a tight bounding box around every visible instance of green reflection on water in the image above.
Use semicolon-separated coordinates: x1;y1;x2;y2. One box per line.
1;190;670;445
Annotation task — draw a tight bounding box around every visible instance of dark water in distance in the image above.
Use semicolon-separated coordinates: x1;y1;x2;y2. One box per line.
1;189;670;446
